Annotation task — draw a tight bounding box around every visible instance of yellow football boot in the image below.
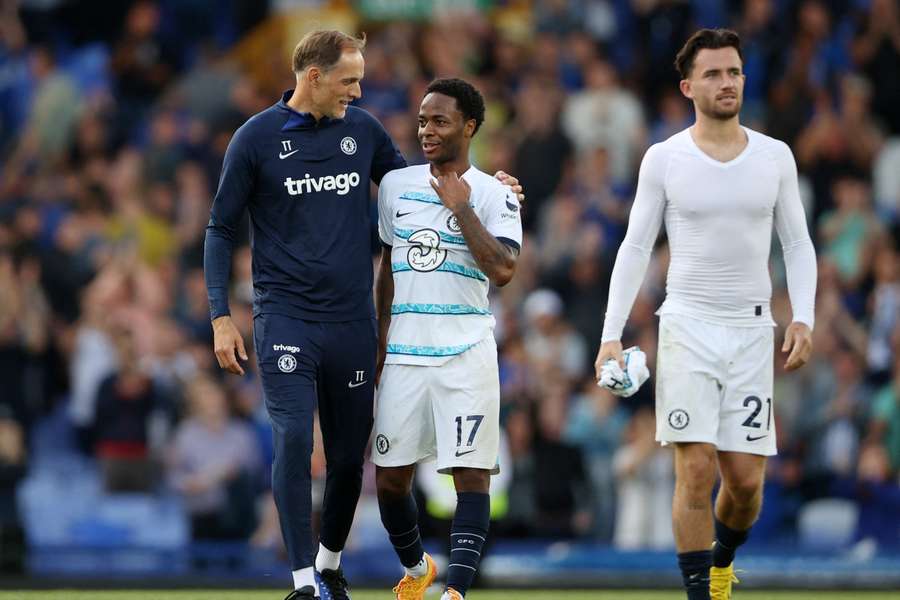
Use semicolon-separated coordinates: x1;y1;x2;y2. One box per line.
392;553;437;600
710;562;740;600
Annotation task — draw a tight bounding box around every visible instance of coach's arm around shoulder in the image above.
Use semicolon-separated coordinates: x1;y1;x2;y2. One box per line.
430;173;517;286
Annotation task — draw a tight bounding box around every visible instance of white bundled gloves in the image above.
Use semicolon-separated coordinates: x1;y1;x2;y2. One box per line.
597;346;650;397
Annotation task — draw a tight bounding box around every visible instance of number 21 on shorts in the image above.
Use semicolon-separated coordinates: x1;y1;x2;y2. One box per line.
742;395;771;442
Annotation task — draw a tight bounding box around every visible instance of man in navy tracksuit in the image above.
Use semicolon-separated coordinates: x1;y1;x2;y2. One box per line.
205;30;519;600
204;30;398;600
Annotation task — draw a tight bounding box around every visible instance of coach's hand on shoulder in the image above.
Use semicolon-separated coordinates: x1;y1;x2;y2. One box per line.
493;170;525;204
594;340;624;380
782;321;812;371
212;315;248;375
431;172;472;214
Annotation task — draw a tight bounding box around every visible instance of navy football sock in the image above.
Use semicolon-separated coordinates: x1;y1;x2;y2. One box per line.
446;492;490;596
713;518;749;568
678;550;711;600
378;492;425;568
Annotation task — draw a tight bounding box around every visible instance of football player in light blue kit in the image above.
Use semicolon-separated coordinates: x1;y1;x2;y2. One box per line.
372;78;523;600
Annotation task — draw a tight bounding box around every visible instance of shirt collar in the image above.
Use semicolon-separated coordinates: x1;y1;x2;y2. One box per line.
278;90;345;131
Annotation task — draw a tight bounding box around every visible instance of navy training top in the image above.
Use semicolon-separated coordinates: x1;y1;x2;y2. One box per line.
204;91;406;322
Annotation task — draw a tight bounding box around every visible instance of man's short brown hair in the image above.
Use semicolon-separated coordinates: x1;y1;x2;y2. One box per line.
674;28;743;79
292;30;366;74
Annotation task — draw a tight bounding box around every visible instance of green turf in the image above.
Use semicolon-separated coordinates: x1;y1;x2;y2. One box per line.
2;591;900;600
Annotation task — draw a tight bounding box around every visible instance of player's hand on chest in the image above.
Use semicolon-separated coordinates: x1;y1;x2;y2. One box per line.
430;172;471;214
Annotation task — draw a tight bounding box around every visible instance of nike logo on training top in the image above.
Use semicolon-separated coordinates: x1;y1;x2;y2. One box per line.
746;434;768;442
348;380;367;388
455;448;476;457
279;149;299;159
396;210;412;218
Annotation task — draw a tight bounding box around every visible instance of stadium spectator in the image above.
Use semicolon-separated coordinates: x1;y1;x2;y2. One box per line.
817;177;885;289
564;381;628;541
851;0;900;135
14;45;81;163
612;407;674;550
561;58;646;182
832;442;900;550
0;406;26;573
867;355;900;474
522;288;589;382
866;247;900;383
92;325;160;492
649;88;693;144
0;248;52;425
510;76;572;230
733;0;785;123
795;86;883;221
168;374;261;541
872;138;900;220
496;406;538;538
110;1;177;127
532;378;592;538
549;223;614;354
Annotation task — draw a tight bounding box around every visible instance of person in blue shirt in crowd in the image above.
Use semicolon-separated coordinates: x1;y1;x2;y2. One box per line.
204;30;522;600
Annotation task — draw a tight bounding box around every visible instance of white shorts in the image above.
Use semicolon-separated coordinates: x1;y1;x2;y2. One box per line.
372;338;500;474
655;314;776;456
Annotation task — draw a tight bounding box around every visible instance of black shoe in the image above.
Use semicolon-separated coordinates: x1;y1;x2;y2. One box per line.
319;567;351;600
284;585;317;600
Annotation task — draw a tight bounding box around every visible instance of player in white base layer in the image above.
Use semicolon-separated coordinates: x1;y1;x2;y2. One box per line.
373;78;522;600
594;29;817;600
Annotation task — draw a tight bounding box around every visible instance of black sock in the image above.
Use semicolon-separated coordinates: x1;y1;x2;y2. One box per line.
678;550;711;600
713;518;749;568
378;492;424;569
445;491;490;596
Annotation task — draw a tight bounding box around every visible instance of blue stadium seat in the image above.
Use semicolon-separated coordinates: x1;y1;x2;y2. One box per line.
797;498;860;550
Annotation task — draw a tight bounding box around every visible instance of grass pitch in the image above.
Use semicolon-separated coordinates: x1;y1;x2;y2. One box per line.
2;591;900;600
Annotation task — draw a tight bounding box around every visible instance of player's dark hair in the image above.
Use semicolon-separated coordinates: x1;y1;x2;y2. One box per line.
425;78;486;134
674;28;743;79
292;30;366;73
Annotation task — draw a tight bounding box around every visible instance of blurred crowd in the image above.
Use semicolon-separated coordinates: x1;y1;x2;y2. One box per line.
1;0;899;573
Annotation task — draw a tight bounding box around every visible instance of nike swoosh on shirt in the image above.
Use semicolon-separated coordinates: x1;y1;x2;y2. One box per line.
746;434;768;442
279;149;300;159
455;448;476;457
348;380;368;388
396;210;412;218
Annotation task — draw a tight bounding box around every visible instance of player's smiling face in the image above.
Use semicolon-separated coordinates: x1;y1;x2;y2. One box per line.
417;92;475;164
312;49;364;119
681;47;745;121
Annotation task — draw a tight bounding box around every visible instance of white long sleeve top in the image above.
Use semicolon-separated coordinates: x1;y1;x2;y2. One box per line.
602;127;817;342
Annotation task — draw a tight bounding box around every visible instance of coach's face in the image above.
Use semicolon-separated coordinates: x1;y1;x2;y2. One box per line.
681;47;745;120
312;49;364;119
417;92;475;165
